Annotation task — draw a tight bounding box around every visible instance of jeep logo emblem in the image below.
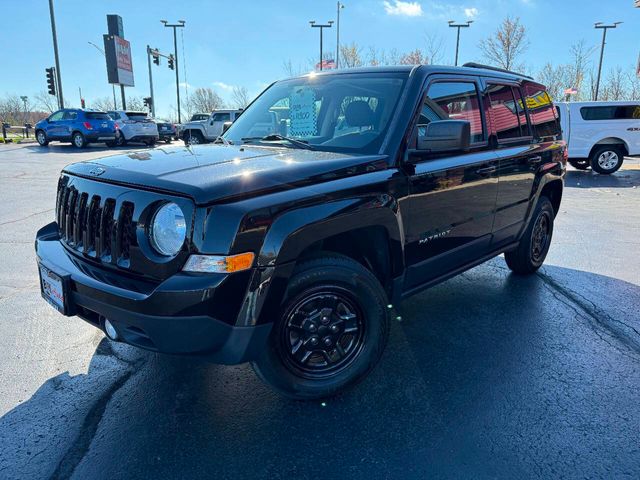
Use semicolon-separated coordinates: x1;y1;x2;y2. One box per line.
89;167;106;176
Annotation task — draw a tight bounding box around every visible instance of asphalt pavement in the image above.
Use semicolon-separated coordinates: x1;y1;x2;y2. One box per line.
0;143;639;479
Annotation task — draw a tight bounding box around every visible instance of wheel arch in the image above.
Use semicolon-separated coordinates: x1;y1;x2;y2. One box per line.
238;197;404;326
589;137;629;158
539;179;563;217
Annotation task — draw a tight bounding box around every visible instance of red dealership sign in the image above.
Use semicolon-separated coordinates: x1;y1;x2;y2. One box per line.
103;34;135;86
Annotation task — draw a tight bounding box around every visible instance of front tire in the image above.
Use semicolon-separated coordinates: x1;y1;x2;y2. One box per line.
252;254;390;400
504;197;554;275
36;130;48;146
184;130;204;145
590;145;624;175
72;132;86;149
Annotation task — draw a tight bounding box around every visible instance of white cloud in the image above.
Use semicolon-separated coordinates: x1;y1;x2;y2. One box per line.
212;81;234;92
464;7;478;19
383;1;423;17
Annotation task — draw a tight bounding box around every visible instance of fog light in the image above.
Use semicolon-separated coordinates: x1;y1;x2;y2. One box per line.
104;319;119;341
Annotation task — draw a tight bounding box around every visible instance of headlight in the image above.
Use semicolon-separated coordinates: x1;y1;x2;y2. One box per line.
150;202;186;256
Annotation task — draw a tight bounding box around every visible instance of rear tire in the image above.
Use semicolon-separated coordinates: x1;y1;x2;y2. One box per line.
252;254;390;400
72;132;86;149
590;145;624;175
504;197;554;275
36;130;48;146
568;159;589;170
115;130;126;147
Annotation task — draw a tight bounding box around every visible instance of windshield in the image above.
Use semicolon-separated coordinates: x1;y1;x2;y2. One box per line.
223;72;407;154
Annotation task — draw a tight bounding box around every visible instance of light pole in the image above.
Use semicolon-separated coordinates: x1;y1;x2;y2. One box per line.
336;2;345;69
47;0;64;108
20;96;28;124
594;22;622;101
448;20;473;66
161;20;186;123
310;20;334;70
88;41;118;110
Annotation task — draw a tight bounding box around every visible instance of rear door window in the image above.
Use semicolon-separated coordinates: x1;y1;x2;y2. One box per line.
421;81;485;143
487;84;521;141
85;112;111;120
523;83;560;140
580;105;640;120
62;111;78;121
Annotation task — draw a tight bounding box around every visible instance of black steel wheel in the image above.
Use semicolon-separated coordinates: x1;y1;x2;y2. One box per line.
504;196;555;274
252;254;389;400
280;289;365;379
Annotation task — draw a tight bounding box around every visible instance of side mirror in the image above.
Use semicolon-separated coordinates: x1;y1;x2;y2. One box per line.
222;121;233;134
417;120;470;153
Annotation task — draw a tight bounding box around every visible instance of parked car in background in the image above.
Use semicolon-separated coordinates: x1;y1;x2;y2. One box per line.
36;64;566;399
557;101;640;174
35;109;116;149
107;110;159;146
181;109;242;144
155;120;177;143
176;113;210;138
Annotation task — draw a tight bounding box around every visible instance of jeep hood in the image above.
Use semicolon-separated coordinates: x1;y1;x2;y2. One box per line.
63;145;389;204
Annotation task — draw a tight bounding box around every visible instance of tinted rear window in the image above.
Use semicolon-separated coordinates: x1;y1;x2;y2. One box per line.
85;112;111;120
126;112;149;119
580;105;640;121
523;84;560;140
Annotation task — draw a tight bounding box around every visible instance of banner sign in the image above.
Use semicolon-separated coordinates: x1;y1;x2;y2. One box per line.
104;34;134;87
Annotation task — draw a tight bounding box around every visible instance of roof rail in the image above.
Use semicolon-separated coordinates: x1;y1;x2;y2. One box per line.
462;62;533;80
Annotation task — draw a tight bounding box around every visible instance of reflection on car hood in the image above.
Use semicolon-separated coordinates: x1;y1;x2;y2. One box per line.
63;144;389;204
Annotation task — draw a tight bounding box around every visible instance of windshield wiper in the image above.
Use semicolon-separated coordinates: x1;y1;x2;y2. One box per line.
213;136;233;146
241;134;315;150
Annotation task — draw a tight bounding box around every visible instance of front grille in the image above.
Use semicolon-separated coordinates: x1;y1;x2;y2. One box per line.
56;180;135;267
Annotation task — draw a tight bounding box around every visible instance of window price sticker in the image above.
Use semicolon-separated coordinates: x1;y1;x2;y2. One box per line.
289;87;317;137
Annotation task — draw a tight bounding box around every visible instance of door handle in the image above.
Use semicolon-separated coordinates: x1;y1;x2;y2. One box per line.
528;156;542;165
476;166;497;176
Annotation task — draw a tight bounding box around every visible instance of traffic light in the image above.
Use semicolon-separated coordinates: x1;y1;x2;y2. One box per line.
46;67;56;96
81;98;86;109
143;97;153;108
152;50;160;66
168;54;174;70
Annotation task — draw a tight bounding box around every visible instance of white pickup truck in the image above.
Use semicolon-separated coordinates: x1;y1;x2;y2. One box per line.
180;109;242;145
556;101;640;174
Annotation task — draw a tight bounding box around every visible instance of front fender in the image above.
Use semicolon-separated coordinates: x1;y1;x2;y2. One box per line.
236;194;404;326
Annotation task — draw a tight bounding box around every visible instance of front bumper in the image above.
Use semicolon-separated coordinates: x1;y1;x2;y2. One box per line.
35;222;271;364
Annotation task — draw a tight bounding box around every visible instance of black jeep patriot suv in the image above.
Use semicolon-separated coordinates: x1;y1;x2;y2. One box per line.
36;64;566;399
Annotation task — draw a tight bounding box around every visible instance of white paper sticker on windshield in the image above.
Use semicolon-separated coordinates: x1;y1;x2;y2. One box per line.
289;87;317;137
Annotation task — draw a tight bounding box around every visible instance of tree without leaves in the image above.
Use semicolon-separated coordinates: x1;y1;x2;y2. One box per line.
231;86;251;109
339;42;364;68
423;33;445;65
399;49;426;65
34;90;58;114
185;87;225;115
536;63;571;102
90;96;116;112
479;16;529;71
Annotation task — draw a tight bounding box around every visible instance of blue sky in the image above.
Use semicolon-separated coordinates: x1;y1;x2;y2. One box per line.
3;0;639;118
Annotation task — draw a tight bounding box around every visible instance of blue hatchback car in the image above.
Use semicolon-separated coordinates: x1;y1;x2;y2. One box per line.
35;109;116;149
